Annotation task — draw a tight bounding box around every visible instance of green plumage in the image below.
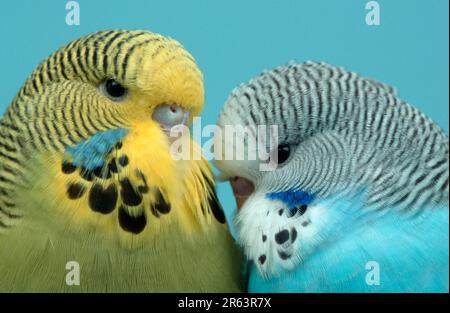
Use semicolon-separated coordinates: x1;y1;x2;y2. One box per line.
0;30;244;292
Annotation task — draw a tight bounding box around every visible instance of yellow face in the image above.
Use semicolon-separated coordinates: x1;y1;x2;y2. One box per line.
7;30;214;245
114;42;202;121
92;30;204;138
11;30;204;150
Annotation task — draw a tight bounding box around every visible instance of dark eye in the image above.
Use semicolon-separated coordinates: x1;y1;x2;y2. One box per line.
100;79;128;101
277;144;291;164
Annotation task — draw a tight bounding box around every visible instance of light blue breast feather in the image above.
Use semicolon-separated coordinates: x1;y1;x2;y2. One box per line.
65;128;128;169
249;194;449;293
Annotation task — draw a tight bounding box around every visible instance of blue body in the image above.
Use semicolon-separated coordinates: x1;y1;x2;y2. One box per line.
249;194;449;293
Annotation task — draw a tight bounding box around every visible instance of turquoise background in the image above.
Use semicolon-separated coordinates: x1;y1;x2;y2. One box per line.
0;0;448;228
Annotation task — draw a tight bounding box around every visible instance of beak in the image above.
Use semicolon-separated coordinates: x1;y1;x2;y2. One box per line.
230;176;255;210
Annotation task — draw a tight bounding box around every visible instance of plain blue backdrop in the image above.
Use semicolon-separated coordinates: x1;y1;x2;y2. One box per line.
0;0;448;229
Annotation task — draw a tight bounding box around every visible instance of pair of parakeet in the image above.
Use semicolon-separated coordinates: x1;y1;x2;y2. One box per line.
0;30;448;292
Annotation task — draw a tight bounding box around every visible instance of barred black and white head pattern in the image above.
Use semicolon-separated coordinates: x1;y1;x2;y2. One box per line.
217;61;449;213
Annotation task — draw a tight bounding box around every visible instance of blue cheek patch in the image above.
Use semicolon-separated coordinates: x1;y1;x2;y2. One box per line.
65;128;128;170
266;189;315;208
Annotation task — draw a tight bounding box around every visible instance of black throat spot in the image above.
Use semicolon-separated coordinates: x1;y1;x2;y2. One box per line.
118;205;147;234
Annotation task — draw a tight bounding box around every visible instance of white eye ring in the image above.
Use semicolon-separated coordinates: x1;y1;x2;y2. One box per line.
152;104;189;130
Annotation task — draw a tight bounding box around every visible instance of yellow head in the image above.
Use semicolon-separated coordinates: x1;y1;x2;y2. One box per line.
1;30;222;244
8;30;203;138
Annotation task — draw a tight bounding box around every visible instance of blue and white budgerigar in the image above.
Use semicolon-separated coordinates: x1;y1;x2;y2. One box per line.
0;30;244;292
215;61;449;292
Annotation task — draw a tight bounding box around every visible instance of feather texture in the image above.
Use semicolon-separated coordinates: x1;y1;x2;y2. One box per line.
247;194;449;292
216;61;448;292
0;30;244;292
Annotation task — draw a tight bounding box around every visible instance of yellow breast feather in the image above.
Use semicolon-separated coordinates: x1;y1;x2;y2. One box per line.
17;121;227;250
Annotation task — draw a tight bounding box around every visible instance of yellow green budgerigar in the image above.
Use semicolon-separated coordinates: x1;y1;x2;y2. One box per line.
0;30;244;292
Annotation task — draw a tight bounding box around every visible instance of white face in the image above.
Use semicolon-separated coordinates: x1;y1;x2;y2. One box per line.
213;63;362;278
214;91;299;198
214;80;318;278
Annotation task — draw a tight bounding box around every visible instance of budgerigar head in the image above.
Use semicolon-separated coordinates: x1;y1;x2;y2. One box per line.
0;30;227;243
8;30;204;146
215;61;449;277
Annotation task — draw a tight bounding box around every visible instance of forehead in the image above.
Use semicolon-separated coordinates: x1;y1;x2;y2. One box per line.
82;30;203;109
72;30;185;81
37;30;201;97
219;65;303;144
17;30;204;111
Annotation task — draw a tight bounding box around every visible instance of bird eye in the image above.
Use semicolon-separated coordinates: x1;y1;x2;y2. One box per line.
99;79;128;101
276;144;291;165
153;104;189;130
